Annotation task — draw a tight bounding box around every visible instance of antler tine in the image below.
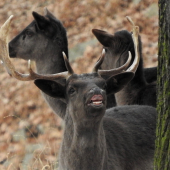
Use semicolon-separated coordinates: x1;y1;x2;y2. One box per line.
126;16;135;28
126;16;140;73
0;15;13;43
92;49;105;73
0;16;68;81
98;51;132;76
0;16;13;75
0;15;14;76
62;52;74;76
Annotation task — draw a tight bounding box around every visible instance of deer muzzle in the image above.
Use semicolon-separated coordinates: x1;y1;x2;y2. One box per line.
89;94;104;106
86;88;106;108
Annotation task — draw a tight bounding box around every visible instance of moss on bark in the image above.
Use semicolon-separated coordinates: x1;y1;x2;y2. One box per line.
154;0;170;169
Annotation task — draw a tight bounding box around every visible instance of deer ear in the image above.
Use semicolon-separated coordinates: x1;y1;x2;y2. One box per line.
106;72;134;95
44;8;56;19
32;11;50;30
92;29;113;47
34;79;65;99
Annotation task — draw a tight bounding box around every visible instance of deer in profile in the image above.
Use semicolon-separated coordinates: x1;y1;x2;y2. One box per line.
8;8;116;112
0;16;156;170
8;8;68;118
92;27;157;107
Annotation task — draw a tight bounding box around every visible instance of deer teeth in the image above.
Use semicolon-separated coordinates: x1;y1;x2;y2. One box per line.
92;101;102;105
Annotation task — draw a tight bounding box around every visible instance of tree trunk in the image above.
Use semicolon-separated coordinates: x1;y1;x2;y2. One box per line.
154;0;170;169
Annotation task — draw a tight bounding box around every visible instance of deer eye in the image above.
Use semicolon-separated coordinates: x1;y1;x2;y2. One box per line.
68;87;75;95
25;30;34;37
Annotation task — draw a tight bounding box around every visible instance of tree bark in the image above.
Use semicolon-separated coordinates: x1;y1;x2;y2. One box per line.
154;0;170;169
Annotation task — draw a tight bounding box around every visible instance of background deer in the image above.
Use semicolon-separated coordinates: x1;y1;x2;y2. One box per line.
0;16;156;170
8;9;68;119
92;28;156;107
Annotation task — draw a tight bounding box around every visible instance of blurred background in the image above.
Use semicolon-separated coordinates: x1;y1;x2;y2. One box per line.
0;0;158;169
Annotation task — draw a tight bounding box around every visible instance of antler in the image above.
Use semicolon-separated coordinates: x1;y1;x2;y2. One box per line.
98;16;139;77
126;16;139;73
0;15;14;75
92;49;105;73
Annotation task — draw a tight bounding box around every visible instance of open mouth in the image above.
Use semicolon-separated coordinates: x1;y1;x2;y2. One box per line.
88;95;104;106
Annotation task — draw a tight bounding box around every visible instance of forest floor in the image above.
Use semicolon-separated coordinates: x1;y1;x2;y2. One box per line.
0;0;158;169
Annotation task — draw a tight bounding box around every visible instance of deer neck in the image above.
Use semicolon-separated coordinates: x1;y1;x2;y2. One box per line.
59;113;108;170
115;58;147;106
115;83;140;105
35;52;67;74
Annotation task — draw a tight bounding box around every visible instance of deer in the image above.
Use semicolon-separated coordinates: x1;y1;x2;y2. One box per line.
8;8;68;119
92;28;157;107
8;8;117;112
0;15;156;170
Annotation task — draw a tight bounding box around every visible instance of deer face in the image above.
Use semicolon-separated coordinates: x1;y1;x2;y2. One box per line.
9;10;68;61
9;21;49;60
66;73;107;121
34;73;107;123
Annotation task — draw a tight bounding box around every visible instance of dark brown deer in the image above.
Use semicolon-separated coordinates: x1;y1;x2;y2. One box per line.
0;16;156;170
92;24;156;107
8;9;68;118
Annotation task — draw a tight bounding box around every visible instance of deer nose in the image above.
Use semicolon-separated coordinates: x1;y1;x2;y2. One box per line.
89;87;103;95
8;44;17;58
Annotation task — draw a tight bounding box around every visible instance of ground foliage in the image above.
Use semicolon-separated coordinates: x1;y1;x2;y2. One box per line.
0;0;158;169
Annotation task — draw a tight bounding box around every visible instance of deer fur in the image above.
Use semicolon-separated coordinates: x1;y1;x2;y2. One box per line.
92;29;156;107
